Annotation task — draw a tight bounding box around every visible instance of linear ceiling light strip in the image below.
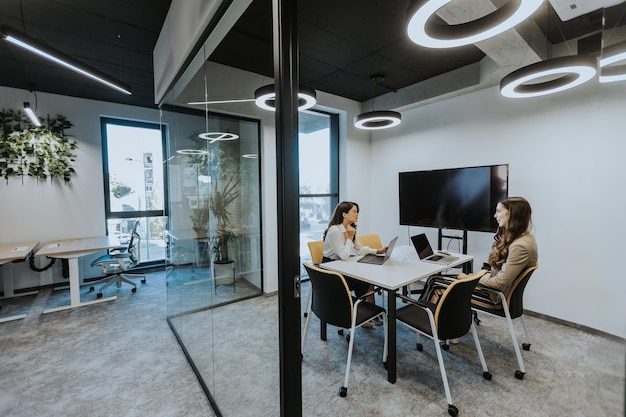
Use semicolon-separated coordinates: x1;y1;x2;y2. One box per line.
1;25;132;95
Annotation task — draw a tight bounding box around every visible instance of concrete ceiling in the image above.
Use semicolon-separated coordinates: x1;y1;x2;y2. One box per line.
1;0;625;110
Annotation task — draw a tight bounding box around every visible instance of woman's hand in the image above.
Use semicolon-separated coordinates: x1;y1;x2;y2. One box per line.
346;225;356;241
376;246;388;255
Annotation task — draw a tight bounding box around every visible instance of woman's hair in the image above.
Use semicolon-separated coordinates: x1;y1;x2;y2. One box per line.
488;196;533;270
323;201;359;241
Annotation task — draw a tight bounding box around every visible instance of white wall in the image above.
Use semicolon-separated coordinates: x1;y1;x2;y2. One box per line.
0;87;160;287
362;80;626;338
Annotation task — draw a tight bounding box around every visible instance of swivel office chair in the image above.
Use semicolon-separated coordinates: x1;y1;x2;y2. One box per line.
89;221;146;298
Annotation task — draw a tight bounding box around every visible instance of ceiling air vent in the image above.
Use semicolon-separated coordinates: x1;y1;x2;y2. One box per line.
549;0;625;21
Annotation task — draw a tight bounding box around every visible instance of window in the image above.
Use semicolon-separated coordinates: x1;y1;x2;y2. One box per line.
101;117;168;263
299;110;339;272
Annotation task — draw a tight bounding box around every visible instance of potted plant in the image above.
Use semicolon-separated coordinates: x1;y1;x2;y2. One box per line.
189;196;210;239
209;177;239;263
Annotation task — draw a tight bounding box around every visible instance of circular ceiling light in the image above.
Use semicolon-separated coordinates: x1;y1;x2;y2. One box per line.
407;0;544;48
176;149;208;155
599;41;626;83
198;132;239;143
254;84;317;111
500;55;597;98
354;111;402;130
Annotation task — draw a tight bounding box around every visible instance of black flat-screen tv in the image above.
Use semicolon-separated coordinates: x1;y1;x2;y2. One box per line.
399;164;508;232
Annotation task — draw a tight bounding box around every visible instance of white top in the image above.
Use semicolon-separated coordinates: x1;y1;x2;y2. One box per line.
323;224;376;260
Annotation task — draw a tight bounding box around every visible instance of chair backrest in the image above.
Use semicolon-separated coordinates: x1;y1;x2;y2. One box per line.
357;233;383;249
303;263;354;329
506;262;538;319
127;220;142;266
434;270;487;340
307;240;324;265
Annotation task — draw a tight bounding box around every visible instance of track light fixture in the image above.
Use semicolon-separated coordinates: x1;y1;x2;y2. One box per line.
23;102;41;127
500;55;597;98
406;0;543;48
1;25;132;95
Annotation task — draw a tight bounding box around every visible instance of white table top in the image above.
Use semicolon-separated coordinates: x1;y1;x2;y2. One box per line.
35;236;121;258
321;245;473;291
0;242;39;264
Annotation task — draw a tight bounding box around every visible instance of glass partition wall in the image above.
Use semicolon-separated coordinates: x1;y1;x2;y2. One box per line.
159;1;274;415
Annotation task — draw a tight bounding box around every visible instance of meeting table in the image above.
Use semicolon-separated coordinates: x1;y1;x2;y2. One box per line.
34;236;121;313
320;245;473;383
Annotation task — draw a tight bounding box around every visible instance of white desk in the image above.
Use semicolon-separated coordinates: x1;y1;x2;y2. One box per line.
35;236;121;313
0;242;39;323
321;245;473;383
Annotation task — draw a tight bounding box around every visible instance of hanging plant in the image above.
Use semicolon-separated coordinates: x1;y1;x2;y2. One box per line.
0;109;78;185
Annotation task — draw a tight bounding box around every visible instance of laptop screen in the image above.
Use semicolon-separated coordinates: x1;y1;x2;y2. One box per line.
410;233;434;259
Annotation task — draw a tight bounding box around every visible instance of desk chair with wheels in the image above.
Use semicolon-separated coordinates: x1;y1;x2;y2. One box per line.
89;221;146;298
302;263;388;397
471;262;539;380
396;270;491;417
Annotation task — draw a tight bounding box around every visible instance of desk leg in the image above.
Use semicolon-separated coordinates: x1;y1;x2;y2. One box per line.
43;257;116;314
0;263;29;323
386;289;397;383
1;261;38;299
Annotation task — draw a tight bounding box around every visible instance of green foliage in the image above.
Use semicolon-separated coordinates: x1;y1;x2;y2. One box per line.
0;109;77;184
112;183;133;198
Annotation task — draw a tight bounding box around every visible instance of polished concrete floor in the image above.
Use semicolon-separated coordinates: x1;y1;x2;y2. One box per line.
1;270;624;417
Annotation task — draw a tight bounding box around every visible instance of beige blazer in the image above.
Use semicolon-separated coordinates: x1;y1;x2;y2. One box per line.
479;233;538;302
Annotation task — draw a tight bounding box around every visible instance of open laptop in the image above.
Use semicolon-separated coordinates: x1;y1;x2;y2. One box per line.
357;236;398;265
410;233;459;265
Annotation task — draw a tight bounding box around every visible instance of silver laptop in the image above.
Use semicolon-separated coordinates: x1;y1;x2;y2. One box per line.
410;233;459;265
357;236;398;265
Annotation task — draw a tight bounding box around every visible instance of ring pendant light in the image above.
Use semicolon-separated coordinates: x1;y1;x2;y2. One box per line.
599;41;626;83
254;84;317;111
198;132;240;143
500;55;597;98
406;0;544;48
354;75;402;130
354;111;402;130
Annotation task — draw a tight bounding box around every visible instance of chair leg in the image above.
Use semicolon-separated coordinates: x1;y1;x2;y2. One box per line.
301;301;312;353
432;333;454;409
341;317;358;397
520;315;532;351
303;289;312;318
470;323;492;380
501;300;526;379
381;312;388;364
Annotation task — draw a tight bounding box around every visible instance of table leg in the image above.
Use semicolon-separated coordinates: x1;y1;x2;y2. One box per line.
43;257;116;314
0;262;28;323
386;288;397;383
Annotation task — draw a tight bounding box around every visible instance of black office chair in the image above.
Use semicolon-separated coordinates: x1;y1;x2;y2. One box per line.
396;270;491;417
471;262;539;380
301;263;388;398
89;221;146;298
